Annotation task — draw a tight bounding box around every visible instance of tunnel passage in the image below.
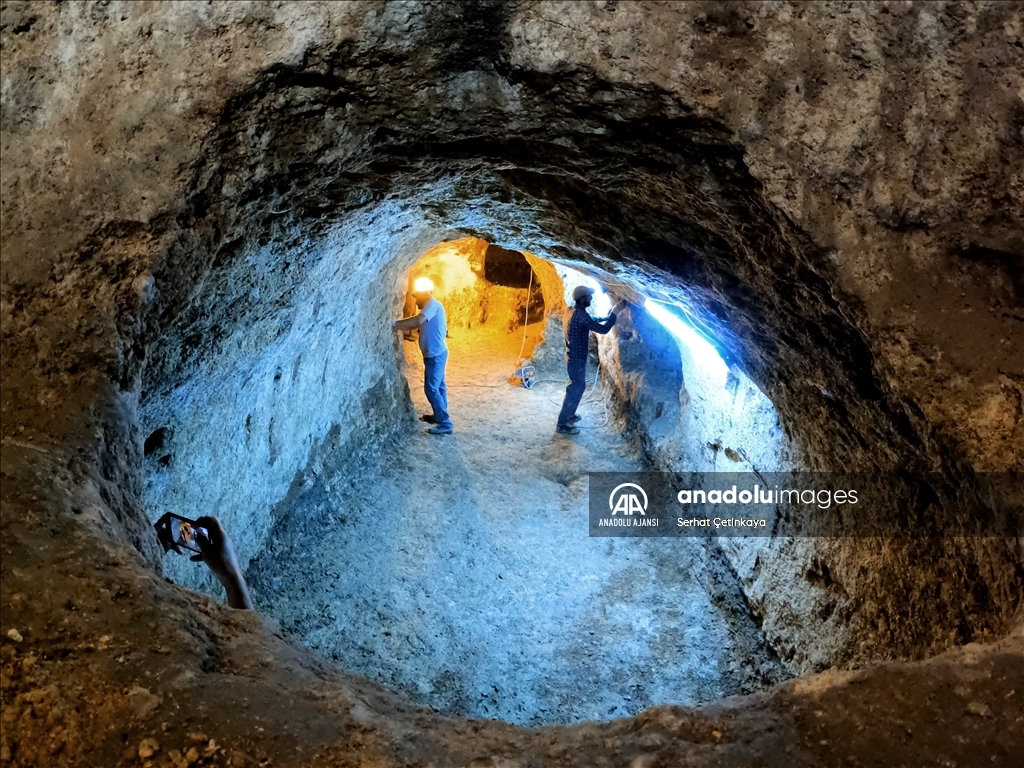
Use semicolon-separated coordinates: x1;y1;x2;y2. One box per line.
143;231;793;724
129;19;1022;726
227;237;790;724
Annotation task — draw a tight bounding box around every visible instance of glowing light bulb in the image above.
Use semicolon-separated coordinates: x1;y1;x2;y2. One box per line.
412;277;435;293
644;298;729;383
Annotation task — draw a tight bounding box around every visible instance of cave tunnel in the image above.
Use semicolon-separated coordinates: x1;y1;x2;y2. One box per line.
2;2;1023;766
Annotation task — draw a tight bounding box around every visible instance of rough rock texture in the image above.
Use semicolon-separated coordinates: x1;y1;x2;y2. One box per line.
143;213;424;592
602;303;687;465
2;0;1023;764
600;301;789;474
244;325;789;725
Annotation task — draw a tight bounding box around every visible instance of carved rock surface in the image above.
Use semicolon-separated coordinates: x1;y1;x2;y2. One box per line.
2;1;1022;765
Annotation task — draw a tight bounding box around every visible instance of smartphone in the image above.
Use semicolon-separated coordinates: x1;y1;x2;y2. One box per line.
154;512;209;555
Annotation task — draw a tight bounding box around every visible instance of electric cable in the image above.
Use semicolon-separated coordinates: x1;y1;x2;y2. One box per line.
511;265;536;388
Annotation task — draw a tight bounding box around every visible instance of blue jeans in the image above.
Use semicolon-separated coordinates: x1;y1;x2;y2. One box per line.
423;350;452;430
557;357;587;427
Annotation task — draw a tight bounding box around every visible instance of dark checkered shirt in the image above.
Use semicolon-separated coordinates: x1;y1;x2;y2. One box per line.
565;306;615;363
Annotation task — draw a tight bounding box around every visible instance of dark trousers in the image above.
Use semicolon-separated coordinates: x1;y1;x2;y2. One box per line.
557;357;587;427
423;351;452;430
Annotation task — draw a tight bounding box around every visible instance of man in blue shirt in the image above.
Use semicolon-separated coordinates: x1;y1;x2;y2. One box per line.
392;278;454;435
557;285;617;435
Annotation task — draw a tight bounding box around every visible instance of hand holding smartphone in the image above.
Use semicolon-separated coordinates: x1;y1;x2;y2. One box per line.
154;512;209;555
153;513;253;609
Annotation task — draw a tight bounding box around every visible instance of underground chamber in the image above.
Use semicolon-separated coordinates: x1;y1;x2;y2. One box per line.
143;233;795;725
139;221;1017;729
3;2;1022;765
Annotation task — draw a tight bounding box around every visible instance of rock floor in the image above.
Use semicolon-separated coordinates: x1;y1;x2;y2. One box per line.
246;325;786;725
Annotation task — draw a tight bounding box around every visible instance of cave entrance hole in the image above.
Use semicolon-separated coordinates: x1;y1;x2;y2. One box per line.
399;237;550;374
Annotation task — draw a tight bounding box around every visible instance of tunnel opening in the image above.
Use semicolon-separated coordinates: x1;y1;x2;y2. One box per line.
129;120;1021;734
142;224;798;724
135;195;1015;725
482;243;534;288
401;237;548;341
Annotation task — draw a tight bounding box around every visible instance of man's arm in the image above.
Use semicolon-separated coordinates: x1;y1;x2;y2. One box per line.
582;311;617;334
393;313;426;332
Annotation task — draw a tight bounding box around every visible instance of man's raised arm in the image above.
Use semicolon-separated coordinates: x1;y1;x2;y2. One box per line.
393;313;426;332
583;311;617;334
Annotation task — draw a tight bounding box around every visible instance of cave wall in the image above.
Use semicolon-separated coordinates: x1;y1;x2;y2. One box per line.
594;294;1020;668
1;4;1023;758
600;301;792;473
600;302;689;466
141;211;433;591
519;252;572;378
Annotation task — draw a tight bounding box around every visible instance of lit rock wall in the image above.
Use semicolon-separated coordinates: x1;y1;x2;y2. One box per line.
142;209;434;591
600;302;688;466
599;301;793;473
406;237;547;335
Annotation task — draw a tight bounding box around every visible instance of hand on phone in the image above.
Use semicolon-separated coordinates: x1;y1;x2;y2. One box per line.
154;513;208;555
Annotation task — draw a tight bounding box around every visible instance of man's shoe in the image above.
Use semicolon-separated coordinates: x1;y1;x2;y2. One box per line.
568;414;582;425
426;426;454;435
419;414;437;423
556;424;580;435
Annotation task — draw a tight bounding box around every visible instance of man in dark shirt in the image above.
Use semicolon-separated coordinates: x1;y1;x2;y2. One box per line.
557;285;617;435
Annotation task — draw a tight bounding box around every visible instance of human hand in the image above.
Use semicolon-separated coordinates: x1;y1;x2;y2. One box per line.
191;516;253;609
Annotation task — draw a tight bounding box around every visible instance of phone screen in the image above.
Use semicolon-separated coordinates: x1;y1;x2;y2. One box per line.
154;513;209;555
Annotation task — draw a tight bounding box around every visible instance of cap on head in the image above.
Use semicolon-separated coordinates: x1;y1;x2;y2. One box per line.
572;285;596;302
412;277;435;294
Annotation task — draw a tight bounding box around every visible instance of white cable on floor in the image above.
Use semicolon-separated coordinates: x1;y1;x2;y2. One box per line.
512;266;534;381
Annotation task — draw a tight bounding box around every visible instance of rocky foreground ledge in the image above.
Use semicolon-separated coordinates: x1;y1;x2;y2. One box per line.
1;438;1021;766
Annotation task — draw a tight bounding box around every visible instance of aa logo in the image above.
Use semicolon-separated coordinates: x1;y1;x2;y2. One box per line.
609;483;648;516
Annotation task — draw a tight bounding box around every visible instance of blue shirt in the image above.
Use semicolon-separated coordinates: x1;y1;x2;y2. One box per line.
564;305;615;363
418;297;448;358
